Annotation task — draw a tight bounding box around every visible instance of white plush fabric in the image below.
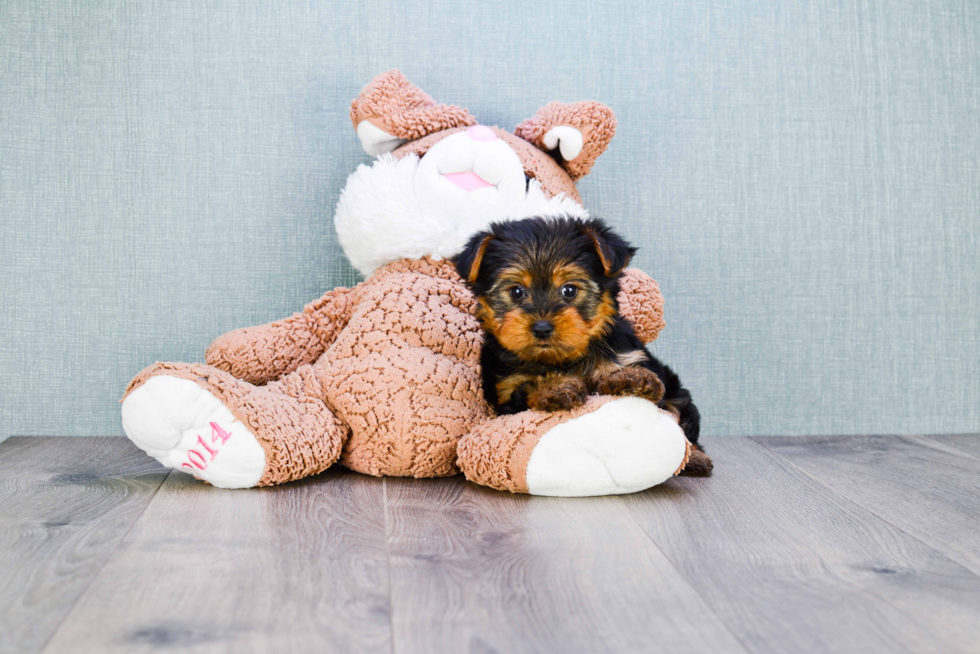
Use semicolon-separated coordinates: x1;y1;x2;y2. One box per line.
356;121;407;156
525;398;689;497
335;151;589;277
543;125;585;161
121;376;266;489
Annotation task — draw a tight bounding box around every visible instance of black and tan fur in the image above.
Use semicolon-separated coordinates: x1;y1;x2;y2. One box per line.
454;216;711;475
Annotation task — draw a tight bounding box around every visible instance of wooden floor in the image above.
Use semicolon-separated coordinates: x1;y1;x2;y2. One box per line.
2;436;979;654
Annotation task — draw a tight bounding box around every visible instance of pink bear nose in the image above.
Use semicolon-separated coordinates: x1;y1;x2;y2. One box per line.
467;125;497;142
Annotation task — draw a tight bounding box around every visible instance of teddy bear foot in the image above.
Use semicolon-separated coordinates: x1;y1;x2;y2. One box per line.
524;397;689;496
121;375;266;488
457;396;690;497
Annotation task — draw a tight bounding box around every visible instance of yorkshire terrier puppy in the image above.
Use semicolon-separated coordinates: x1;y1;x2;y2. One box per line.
454;216;711;475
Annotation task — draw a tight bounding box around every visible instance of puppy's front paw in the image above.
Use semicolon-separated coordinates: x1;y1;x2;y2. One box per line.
597;367;665;403
528;376;589;412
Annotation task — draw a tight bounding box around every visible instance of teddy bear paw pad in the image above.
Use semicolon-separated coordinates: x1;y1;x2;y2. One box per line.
524;397;688;497
121;375;265;488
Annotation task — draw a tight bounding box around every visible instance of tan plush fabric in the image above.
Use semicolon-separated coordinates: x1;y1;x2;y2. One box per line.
515;101;617;180
618;268;666;344
205;285;357;385
391;126;582;203
320;257;491;478
124;258;668;488
350;69;476;141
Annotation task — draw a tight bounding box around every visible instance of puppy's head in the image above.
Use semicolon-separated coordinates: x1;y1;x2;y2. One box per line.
454;216;636;365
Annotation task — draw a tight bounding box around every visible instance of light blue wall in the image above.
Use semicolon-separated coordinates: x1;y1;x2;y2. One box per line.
2;0;978;438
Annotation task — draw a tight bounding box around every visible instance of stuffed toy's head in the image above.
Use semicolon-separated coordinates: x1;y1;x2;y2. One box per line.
336;70;617;276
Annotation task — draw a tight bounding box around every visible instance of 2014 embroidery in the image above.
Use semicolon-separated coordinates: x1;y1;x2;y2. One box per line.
181;422;233;471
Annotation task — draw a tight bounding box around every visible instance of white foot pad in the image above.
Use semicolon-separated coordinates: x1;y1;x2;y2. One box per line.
121;375;266;488
525;397;688;497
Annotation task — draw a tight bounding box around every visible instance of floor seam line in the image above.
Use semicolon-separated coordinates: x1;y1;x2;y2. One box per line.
36;466;172;654
382;478;397;654
748;436;980;647
616;495;754;654
904;433;980;462
749;436;980;578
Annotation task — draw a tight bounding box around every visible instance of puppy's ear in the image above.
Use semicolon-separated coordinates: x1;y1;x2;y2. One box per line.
584;222;636;277
454;232;494;285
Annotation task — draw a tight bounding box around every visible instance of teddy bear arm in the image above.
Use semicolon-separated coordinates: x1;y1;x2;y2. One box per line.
617;268;666;345
205;285;357;385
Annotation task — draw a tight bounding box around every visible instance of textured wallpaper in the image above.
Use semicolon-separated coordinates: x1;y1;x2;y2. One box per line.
1;0;978;438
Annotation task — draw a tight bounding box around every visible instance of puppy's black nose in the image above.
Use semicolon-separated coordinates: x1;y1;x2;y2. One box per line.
531;320;554;340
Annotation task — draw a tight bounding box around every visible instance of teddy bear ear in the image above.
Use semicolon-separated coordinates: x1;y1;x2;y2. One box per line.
514;101;616;180
350;70;478;156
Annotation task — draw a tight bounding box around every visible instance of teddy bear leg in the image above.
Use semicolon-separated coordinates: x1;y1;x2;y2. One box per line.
456;396;691;497
121;362;348;488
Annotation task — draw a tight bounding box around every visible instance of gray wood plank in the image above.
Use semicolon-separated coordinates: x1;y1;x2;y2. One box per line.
758;434;980;577
0;437;169;654
622;438;980;654
916;433;980;460
384;476;747;654
42;468;392;654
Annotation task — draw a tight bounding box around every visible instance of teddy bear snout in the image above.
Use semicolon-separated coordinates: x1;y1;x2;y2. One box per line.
417;130;524;193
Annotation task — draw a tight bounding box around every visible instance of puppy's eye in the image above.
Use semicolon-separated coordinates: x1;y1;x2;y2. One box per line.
509;286;527;301
560;284;578;299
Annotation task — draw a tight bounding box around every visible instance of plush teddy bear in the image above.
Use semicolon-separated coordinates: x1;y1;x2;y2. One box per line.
120;71;692;496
